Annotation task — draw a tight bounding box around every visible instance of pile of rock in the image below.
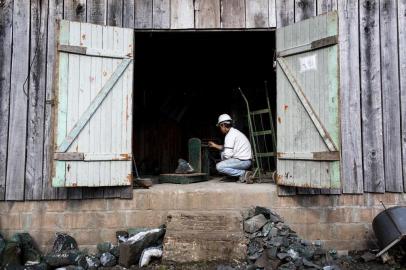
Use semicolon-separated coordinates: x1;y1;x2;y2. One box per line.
243;206;339;270
0;226;166;269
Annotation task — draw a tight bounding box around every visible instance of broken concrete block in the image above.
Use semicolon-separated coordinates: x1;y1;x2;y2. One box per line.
244;214;268;233
255;206;282;223
139;246;163;267
119;228;165;267
100;252;116;267
52;233;78;253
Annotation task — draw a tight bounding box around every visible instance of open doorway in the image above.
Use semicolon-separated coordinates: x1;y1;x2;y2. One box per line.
133;31;276;176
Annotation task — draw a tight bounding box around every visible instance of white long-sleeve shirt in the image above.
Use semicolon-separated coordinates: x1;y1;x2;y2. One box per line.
223;127;253;160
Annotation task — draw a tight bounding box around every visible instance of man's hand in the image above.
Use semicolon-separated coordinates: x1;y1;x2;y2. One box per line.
208;141;223;151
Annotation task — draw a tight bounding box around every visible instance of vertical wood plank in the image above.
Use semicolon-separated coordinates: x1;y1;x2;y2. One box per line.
123;0;135;28
360;0;384;193
64;0;87;22
25;0;49;200
171;0;194;29
65;3;87;199
293;1;319;195
246;0;269;28
317;0;337;14
84;2;108;199
87;0;107;25
0;0;13;200
44;0;66;200
276;0;296;196
220;0;245;28
153;0;170;29
269;0;276;27
380;0;403;192
6;0;30;200
276;0;294;28
135;0;153;28
399;0;406;192
294;0;316;22
338;0;363;194
195;0;220;29
108;0;124;27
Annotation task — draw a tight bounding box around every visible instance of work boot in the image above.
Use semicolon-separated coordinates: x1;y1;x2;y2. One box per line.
244;171;254;184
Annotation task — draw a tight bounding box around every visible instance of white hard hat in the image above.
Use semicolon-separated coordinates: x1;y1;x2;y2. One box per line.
217;114;232;126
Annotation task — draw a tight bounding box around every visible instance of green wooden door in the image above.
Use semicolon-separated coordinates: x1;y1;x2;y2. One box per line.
52;20;134;187
276;12;340;189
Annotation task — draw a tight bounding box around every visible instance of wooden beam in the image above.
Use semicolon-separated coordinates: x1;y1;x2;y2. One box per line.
54;152;84;161
277;35;337;57
58;44;132;59
277;57;338;152
277;151;340;161
57;58;132;152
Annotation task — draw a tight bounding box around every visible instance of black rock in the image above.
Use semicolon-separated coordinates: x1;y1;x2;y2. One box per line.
100;252;116;267
266;246;278;259
303;258;322;269
52;233;78;253
54;266;84;270
360;251;376;262
175;158;194;174
11;233;41;264
277;252;289;260
244;214;268;234
44;250;82;267
255;206;282;223
0;233;6;259
85;255;101;270
110;245;119;257
116;231;129;243
1;240;22;268
278;261;296;270
97;242;113;254
24;262;49;270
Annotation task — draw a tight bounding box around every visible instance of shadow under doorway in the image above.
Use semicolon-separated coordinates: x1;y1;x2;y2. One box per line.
132;30;277;179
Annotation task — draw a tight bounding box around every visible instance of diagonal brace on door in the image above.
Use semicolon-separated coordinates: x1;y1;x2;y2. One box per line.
276;57;338;152
57;58;132;152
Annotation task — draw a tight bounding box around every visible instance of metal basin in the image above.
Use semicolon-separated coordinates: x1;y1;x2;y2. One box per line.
372;206;406;256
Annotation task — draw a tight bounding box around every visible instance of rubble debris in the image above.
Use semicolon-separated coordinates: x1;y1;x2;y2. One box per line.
175;158;194;174
100;252;117;267
127;227;149;237
52;232;78;253
1;239;22;268
139;246;163;267
244;214;268;233
119;226;166;267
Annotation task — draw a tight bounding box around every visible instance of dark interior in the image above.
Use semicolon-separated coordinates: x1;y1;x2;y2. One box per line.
133;31;276;175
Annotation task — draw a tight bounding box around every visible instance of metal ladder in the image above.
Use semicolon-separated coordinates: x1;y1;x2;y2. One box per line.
237;81;277;181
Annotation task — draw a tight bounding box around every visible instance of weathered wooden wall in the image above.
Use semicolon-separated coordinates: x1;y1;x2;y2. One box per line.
0;0;405;200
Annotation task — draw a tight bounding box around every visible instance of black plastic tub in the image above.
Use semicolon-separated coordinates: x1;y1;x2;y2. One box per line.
372;206;406;256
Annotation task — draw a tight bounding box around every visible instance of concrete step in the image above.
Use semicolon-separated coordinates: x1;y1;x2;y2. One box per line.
163;210;247;262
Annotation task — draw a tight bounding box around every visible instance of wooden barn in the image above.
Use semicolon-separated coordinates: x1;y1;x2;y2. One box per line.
1;0;406;257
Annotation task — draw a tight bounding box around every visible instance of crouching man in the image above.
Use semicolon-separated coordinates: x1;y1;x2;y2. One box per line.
208;114;254;183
